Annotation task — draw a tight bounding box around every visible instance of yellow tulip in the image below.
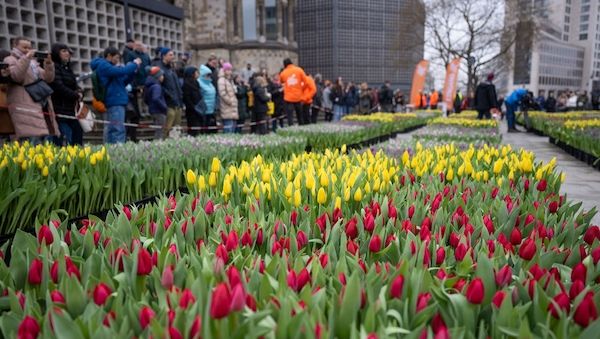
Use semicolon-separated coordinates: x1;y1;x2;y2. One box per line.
493;159;503;174
186;169;197;186
293;190;302;207
90;154;97;166
21;160;28;171
320;173;329;187
209;172;217;187
42;166;49;177
446;167;454;181
353;188;363;202
317;187;327;205
222;176;232;195
335;196;342;209
305;175;315;190
197;175;206;191
262;168;271;183
285;182;293;198
211;157;221;173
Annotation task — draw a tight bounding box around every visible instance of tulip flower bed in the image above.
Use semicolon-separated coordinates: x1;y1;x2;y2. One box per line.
2;146;599;338
0;135;306;234
277;115;431;152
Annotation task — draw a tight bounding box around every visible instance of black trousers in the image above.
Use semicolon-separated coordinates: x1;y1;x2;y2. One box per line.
285;101;304;126
477;109;491;119
186;109;202;137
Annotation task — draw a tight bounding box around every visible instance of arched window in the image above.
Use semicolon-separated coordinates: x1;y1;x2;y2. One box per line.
242;0;257;40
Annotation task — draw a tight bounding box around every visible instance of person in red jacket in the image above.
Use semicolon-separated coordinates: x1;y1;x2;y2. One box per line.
279;58;307;125
301;74;317;125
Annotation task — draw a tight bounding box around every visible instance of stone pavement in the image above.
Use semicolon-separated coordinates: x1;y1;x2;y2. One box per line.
501;122;600;225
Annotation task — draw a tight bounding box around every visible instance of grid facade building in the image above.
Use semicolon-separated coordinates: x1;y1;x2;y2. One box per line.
1;0;183;77
296;0;425;90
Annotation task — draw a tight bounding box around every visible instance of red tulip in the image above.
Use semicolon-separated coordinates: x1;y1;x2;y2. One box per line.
50;290;65;304
369;235;382;252
139;306;155;329
215;244;229;264
519;238;536;260
416;293;431;312
390;274;404;299
28;259;43;285
290;210;298;226
210;283;232;319
93;283;112;306
449;232;460;248
319;253;329;268
226;231;239;251
483;214;494;233
454;243;468;261
524;214;535;226
549;201;559;213
256;228;264;246
17;315;40;339
347;239;359;255
584;226;600;245
297;230;308;249
227;266;242;289
204;200;215;215
510;228;522;245
574;293;598;327
388;203;397;220
536;179;547;192
316;213;328;235
529;264;546;281
495;265;512;287
123;206;132;220
570;280;586;300
434;247;445;265
168;327;183;339
161;265;174;289
137;247;153;275
572;263;587;283
103;311;116;327
179;289;196;309
345;217;358;239
37;225;54;245
241;230;253;247
492;290;507;308
408;205;415;219
189;316;202;339
246;293;257;311
297;268;311;291
363;213;375;233
229;284;246;312
592;247;600;265
465;278;484;304
548;292;571;318
367;334;378;339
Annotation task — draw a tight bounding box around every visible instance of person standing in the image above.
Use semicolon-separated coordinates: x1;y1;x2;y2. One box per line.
279;58;307;125
269;74;285;131
182;66;203;136
252;76;272;134
453;90;463;114
429;89;439;110
240;63;254;84
143;66;167;140
322;80;333;121
310;74;323;123
91;47;140;144
331;79;346;121
234;75;249;133
535;90;546;111
301;73;317;125
545;91;557;113
4;37;59;144
378;81;394;112
154;48;182;138
504;88;528;132
474;73;498;119
217;62;238;133
345;82;358;114
358;83;372;114
0;49;15;143
50;43;83;145
198;64;217;133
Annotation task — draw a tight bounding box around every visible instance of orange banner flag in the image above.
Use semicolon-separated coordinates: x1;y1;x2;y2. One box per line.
442;58;461;109
410;60;429;108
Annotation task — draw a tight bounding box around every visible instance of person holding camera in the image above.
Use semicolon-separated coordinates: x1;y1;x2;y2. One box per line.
504;88;528;133
3;37;59;144
50;43;83;145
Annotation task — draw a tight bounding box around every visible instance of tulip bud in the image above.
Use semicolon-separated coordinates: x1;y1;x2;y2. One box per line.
465;278;485;304
435;247;445;266
17;316;40;339
495;265;512;287
137;247;153;275
574;293;598;327
369;235;382;253
51;290;65;304
139;306;155;329
345;217;358;239
93;283;112;306
204;200;215;215
297;268;311;292
210;283;232;319
189;316;202;339
37;225;54;245
28;259;43;285
179;289;197;309
548;292;571;318
519;238;536;260
492;290;507;308
416;293;431;313
571;262;587;283
390;274;404;299
536;179;547;192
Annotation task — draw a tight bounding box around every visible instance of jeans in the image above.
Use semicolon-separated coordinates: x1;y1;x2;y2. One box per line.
104;106;126;144
152;114;167;139
58;119;83;145
222;119;236;133
506;104;516;129
333;104;345;121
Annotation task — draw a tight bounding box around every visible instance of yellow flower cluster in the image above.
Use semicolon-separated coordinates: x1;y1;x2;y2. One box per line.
429;117;498;128
0;142;108;175
563;119;600;130
528;111;600;120
449;110;479;119
343;113;418;123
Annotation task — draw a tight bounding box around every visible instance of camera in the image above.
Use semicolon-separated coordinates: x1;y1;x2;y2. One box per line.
34;51;49;60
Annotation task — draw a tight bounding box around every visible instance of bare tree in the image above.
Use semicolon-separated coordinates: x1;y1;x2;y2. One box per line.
424;0;539;94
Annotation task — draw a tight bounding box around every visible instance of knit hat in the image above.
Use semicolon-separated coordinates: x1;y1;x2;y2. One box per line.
159;47;172;58
146;66;164;80
222;62;233;71
184;66;198;78
487;73;495;81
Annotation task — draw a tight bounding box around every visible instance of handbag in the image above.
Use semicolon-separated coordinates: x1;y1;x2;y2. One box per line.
24;79;54;103
194;100;207;116
76;101;95;133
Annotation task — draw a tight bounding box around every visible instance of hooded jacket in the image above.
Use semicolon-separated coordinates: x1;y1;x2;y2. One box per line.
217;69;238;120
90;57;137;108
505;88;528;107
144;76;167;114
474;82;498;111
50;45;79;117
198;65;216;114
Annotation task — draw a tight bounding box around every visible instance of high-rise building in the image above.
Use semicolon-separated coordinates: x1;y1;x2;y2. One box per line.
505;0;600;95
179;0;298;77
295;0;425;90
1;0;184;77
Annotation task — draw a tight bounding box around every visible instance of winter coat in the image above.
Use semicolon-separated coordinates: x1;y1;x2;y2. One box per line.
50;61;79;118
90;57;137;108
4;52;59;138
505;88;527;108
183;76;202;116
474;82;498;111
155;61;183;108
345;86;358;107
280;64;307;103
253;84;271;114
330;86;346;106
378;85;393;105
301;75;317;105
430;91;439;107
144;76;168;114
545;97;557;112
359;90;372;113
269;82;284;117
217;70;238;120
236;84;249;120
198;65;216;115
322;87;333;110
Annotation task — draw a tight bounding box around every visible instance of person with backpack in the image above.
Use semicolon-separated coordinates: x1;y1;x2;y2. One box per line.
182;66;202;137
143;66;167;140
90;46;141;144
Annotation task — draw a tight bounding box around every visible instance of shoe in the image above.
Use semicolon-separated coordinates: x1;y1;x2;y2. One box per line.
507;128;517;133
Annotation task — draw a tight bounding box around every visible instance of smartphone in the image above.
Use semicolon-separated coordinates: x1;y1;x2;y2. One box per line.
34;51;49;60
0;63;8;70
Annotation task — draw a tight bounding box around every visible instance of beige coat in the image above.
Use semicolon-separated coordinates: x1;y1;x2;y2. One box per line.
4;53;59;138
217;70;238;120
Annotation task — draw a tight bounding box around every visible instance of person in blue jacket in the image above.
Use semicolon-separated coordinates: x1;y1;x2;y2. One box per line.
143;66;168;140
504;88;528;132
198;64;217;133
90;47;141;143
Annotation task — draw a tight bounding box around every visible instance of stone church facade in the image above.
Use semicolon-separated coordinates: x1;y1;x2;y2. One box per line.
175;0;298;76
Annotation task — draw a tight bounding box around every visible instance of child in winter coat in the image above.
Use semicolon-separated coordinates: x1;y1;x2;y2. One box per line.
144;66;168;139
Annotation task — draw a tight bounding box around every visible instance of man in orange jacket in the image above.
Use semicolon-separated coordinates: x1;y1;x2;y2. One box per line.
301;74;317;125
279;58;307;125
430;90;439;109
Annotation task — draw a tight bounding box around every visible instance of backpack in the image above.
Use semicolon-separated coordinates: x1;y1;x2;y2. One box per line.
91;71;107;113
